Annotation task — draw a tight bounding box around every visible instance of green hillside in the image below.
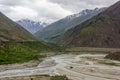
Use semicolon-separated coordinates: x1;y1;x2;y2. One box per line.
0;12;56;65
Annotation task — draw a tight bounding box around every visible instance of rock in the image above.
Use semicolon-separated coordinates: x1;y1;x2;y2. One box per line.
105;52;120;61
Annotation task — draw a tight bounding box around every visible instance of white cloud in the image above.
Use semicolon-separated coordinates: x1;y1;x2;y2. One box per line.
0;0;73;23
49;0;119;12
7;6;38;21
30;0;73;22
0;0;119;23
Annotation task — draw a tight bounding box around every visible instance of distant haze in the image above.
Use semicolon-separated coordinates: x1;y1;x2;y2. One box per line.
0;0;119;23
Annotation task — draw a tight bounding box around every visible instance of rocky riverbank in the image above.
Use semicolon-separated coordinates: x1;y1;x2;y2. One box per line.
0;75;50;80
0;53;120;80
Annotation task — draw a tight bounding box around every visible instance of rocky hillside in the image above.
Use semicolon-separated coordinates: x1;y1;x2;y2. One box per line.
61;1;120;48
35;8;105;43
0;12;35;41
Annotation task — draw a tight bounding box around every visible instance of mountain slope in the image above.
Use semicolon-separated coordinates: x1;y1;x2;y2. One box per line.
0;12;36;41
35;8;106;43
17;19;47;34
61;1;120;48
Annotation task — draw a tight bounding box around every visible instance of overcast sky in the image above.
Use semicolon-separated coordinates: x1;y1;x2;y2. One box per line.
0;0;119;23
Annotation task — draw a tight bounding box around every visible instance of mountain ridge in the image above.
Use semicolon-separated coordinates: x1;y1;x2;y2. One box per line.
0;12;36;41
61;1;120;48
35;8;106;43
17;19;47;34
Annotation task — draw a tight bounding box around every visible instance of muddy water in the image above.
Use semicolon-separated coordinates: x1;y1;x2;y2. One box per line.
0;54;120;80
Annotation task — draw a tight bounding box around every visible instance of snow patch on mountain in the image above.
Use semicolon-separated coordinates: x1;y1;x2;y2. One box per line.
17;19;48;34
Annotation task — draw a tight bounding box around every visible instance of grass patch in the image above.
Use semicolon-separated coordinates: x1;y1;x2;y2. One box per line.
0;29;9;33
50;75;69;80
99;61;120;66
0;41;53;65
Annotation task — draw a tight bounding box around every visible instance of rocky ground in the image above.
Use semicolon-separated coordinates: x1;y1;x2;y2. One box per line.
0;53;120;80
105;52;120;61
0;75;50;80
0;60;40;72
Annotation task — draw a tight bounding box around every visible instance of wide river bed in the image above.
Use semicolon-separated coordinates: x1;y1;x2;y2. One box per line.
0;53;120;80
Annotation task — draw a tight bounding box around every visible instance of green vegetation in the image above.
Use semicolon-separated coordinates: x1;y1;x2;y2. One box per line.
99;61;120;66
0;29;8;33
80;25;95;37
50;75;69;80
0;41;52;65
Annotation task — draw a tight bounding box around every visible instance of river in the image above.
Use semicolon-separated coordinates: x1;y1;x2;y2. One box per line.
0;53;120;80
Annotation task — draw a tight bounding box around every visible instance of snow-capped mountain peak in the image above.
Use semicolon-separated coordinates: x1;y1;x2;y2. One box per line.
17;19;48;34
65;8;100;20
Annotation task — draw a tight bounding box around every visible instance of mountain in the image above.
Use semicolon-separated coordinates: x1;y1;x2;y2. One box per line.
60;1;120;48
17;19;47;34
35;8;106;43
0;12;35;41
0;12;53;64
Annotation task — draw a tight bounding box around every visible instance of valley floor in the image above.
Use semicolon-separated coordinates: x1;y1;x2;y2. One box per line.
0;75;50;80
0;52;120;80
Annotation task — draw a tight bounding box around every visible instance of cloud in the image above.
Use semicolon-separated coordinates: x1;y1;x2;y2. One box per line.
7;6;38;20
0;0;119;23
30;0;73;22
48;0;119;12
0;0;73;23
